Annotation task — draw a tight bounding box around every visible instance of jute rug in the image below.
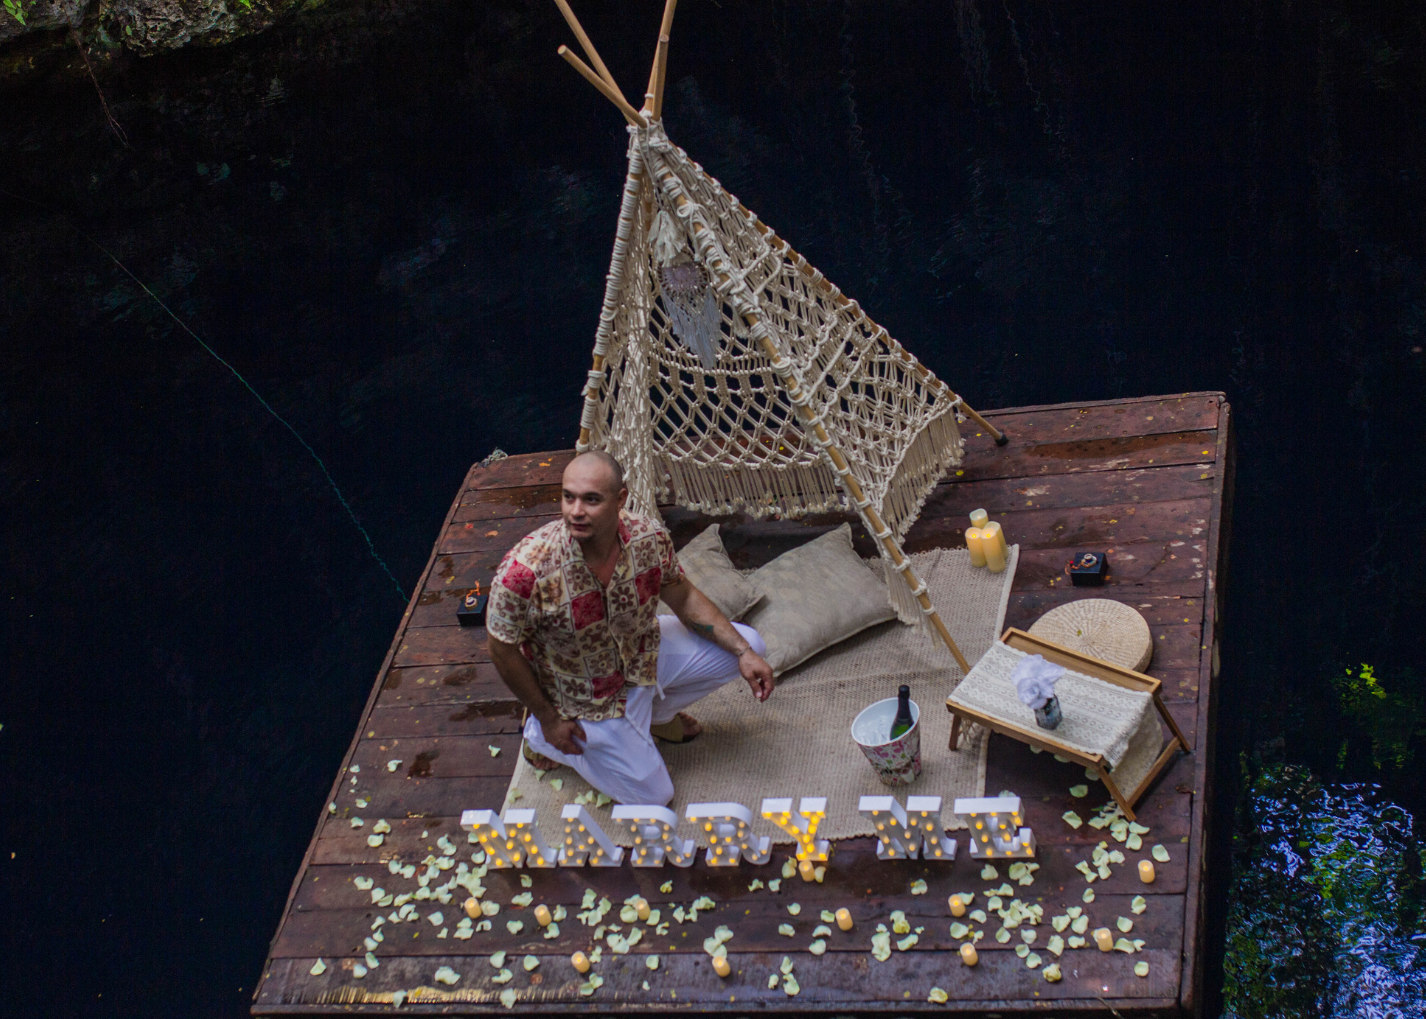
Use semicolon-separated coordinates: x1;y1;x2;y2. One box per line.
501;545;1018;847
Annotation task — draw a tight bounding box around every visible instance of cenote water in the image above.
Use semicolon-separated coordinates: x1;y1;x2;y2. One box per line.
2;1;1424;1016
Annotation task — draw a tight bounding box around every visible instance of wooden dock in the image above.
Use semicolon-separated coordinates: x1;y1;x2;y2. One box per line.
253;391;1232;1016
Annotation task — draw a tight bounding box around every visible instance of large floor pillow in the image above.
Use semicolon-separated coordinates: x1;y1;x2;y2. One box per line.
742;522;899;676
657;524;762;621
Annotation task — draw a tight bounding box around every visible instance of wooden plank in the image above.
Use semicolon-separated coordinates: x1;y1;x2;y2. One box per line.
957;430;1216;484
1010;544;1208;591
973;393;1219;444
391;627;490;668
377;664;509;708
906;497;1213;555
364;700;520;740
1178;396;1231;1014
256;948;1181;1011
440;514;559;554
464;451;575;491
924;462;1216;516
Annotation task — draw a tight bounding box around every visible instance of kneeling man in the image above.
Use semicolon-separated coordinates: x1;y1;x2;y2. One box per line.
486;450;773;806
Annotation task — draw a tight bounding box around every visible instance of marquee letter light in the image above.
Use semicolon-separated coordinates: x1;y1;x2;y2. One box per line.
953;795;1036;858
685;802;771;866
760;797;830;862
610;804;696;867
558;804;625;867
502;808;557;868
858;795;921;861
906;795;956;860
461;808;523;869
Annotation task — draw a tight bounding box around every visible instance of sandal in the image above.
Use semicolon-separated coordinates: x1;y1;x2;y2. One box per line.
522;740;561;773
650;711;704;744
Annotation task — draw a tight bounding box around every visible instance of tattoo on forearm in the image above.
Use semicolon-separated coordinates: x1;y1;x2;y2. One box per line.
692;622;716;638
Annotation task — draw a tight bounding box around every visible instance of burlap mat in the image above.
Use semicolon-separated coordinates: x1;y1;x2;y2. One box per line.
501;545;1018;846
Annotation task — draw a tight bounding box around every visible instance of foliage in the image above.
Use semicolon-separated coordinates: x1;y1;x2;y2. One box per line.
1333;663;1426;770
1223;763;1426;1019
4;0;26;27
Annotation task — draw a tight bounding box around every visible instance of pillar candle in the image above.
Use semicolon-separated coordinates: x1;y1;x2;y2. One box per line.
712;954;731;977
571;951;590;974
949;894;966;917
1094;927;1114;952
463;896;481;920
835;907;853;931
981;522;1007;573
965;527;987;568
534;904;552;927
985;519;1010;559
798;858;816;882
635;898;651;921
1138;859;1156;884
959;942;979;966
969;509;989;530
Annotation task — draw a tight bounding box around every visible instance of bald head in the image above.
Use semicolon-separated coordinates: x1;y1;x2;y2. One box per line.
566;450;625;496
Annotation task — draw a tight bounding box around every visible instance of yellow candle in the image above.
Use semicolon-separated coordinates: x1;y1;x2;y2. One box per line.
981;522;1007;573
969;509;989;530
1094;928;1114;952
571;951;590;973
948;894;966;917
1138;860;1156;884
534;904;552;927
966;527;987;568
463;896;481;920
835;907;853;931
798;859;816;882
712;955;731;978
959;942;979;966
635;898;651;921
987;518;1010;559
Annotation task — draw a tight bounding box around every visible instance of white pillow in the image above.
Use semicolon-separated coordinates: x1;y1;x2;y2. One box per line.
657;524;762;621
742;523;898;676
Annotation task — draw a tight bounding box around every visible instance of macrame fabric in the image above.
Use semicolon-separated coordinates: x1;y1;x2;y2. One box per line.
578;120;967;628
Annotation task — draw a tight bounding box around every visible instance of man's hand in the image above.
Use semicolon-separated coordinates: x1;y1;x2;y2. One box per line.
538;714;587;756
738;648;775;702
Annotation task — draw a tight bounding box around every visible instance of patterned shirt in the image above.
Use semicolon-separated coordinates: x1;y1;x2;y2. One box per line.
486;511;685;722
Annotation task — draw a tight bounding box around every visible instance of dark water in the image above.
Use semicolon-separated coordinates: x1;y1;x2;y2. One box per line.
2;1;1424;1015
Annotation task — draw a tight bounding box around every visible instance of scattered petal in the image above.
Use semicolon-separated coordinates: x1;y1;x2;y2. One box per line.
780;955;795;975
1063;810;1083;829
367;834;385;847
427;911;444;926
1114;938;1137;953
1082;889;1095;904
809;938;827;955
489;745;501;757
372;819;391;834
433;965;460;985
506;920;524;935
549;778;564;791
821;909;836;923
646;954;660;970
512;892;533;907
910;879;929;895
980;864;998;881
499;989;518;1009
350;817;365;828
308;958;327;976
1044;963;1063;982
787;903;801;916
1135;961;1150;978
949;922;970;940
748;879;765;892
778;923;795;937
928;987;949;1003
1072;915;1090;935
1117;916;1134;933
491;967;513;984
387;759;402;772
782;974;800;996
769;878;782;892
1126;833;1143;851
995;928;1011;944
522;955;539;971
1131;895;1147;915
1152;844;1171;863
896;933;919;951
970;909;988;923
660;881;673;894
1069;784;1089;798
1025;951;1042;969
1048;934;1065;956
352;963;367;978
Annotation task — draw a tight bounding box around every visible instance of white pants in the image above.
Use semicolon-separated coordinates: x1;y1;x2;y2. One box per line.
522;616;766;806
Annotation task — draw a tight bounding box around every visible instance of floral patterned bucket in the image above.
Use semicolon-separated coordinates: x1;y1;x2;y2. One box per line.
851;696;922;786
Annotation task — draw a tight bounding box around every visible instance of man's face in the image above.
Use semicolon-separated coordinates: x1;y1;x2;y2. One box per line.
561;459;626;544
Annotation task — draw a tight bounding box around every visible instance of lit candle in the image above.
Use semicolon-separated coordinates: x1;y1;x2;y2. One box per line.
571;951;590;973
712;955;731;978
949;894;966;918
835;907;853;931
534;904;552;927
463;896;481;920
959;942;979;966
981;522;1007;573
635;898;651;921
1094;927;1114;952
969;509;989;530
965;527;987;568
1138;859;1156;884
798;858;816;882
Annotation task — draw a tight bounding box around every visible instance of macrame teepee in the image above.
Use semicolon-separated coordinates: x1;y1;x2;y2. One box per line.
552;0;1009;675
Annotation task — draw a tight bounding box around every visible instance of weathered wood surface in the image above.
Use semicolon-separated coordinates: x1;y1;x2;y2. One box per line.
255;392;1229;1017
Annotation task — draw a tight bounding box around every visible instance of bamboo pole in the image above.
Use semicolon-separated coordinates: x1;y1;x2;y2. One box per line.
552;0;630;106
558;46;647;127
648;0;678;116
730;198;1008;446
652;164;971;674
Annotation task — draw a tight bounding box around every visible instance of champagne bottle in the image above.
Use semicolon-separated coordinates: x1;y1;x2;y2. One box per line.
889;685;914;740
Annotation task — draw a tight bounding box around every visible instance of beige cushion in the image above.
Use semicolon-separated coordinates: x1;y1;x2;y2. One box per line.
657;524;762;621
743;523;898;676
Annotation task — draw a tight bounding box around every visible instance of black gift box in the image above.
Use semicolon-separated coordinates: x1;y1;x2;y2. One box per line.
1066;551;1109;587
456;590;489;626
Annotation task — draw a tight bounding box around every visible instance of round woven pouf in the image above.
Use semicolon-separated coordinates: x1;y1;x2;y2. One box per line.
1028;598;1153;673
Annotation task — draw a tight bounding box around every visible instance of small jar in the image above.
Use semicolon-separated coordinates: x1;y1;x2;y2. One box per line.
1034;694;1062;730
